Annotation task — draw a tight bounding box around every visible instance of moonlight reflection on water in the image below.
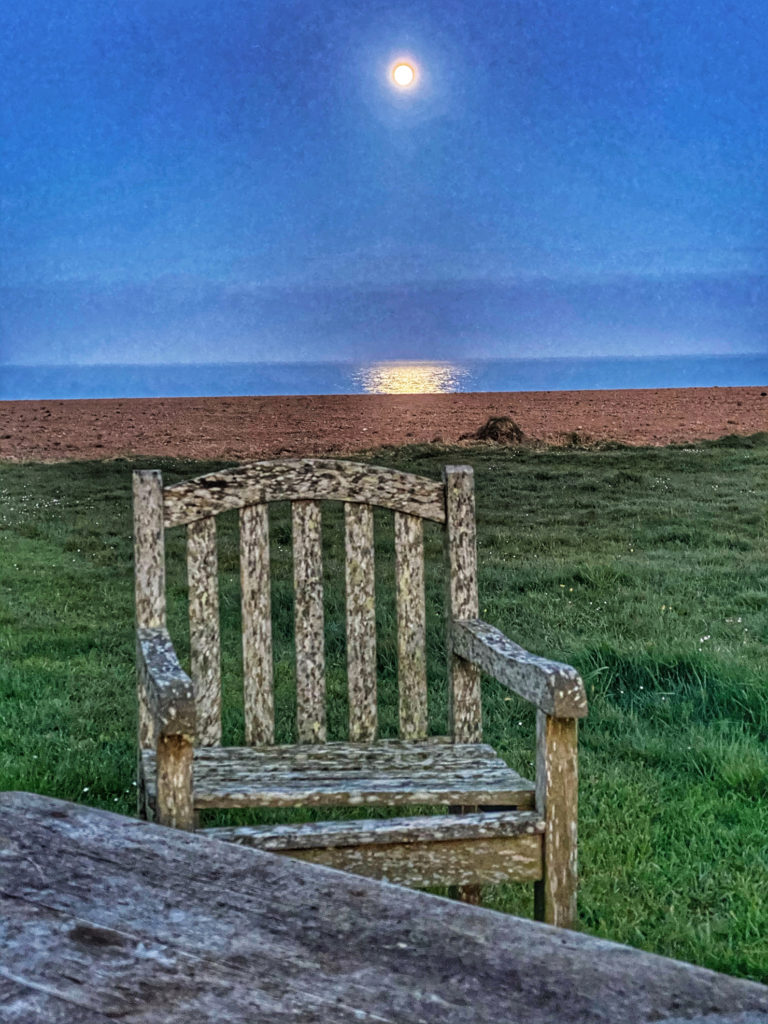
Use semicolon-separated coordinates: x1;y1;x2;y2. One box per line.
354;361;468;394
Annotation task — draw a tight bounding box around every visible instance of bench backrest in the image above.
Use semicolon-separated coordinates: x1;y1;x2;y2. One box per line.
133;459;481;747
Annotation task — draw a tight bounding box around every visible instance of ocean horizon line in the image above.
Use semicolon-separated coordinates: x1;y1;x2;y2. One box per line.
2;353;766;402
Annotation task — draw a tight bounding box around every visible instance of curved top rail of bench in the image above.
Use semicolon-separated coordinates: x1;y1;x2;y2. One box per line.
163;459;447;527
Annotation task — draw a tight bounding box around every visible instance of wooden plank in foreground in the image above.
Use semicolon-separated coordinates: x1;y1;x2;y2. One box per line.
2;793;768;1024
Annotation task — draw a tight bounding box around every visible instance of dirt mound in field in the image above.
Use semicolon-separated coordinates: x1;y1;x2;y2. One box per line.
469;416;528;444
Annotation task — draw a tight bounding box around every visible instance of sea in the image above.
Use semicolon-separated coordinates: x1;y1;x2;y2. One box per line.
1;354;767;401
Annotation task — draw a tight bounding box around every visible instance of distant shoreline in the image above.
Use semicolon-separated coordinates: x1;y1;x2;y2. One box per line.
1;386;766;463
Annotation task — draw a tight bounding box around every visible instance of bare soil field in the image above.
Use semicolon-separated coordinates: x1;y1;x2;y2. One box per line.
1;386;766;462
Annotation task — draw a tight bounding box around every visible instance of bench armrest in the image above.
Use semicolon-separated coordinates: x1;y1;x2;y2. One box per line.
137;627;196;738
452;619;587;718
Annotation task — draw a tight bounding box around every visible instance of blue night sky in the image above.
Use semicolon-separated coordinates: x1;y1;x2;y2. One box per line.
2;0;767;366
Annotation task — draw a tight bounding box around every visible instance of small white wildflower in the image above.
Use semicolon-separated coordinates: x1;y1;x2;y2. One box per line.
82;786;89;793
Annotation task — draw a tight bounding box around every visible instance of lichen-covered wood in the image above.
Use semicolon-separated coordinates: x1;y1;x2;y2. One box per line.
156;734;195;830
344;502;377;741
272;834;542;889
452;618;588;718
132;459;588;923
136;628;196;742
535;710;579;928
141;740;536;809
443;465;482;743
133;470;166;630
5;793;768;1024
394;511;428;739
187;516;221;746
206;808;544;850
135;636;156;752
133;469;166;750
164;458;446;527
240;503;274;745
293;500;326;743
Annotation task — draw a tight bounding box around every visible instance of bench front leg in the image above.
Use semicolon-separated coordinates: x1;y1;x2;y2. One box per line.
156;732;195;830
534;709;579;929
136;627;197;830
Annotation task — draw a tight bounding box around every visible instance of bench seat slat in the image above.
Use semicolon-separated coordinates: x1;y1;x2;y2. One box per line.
141;741;535;810
203;809;544;851
203;812;544;888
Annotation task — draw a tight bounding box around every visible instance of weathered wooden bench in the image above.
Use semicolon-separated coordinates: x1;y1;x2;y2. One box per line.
133;458;588;927
6;793;768;1023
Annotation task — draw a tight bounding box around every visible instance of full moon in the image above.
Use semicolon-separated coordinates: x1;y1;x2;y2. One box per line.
391;61;416;88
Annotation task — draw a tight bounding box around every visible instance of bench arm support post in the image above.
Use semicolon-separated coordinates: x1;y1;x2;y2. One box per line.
137;627;196;830
451;618;584;928
534;710;579;928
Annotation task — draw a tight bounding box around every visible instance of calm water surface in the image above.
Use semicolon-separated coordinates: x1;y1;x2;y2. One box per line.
2;355;766;401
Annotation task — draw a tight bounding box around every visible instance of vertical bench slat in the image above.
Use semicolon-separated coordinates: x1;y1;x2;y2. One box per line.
187;517;222;746
241;504;274;745
443;466;482;743
394;512;428;740
344;503;377;742
293;500;326;743
133;469;166;751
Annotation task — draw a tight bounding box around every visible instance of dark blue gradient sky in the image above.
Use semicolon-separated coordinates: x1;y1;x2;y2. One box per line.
2;0;767;365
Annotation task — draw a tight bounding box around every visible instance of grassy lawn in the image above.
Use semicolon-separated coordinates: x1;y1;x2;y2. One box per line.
1;436;767;981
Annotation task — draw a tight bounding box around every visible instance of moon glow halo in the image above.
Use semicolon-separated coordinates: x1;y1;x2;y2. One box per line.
391;61;416;88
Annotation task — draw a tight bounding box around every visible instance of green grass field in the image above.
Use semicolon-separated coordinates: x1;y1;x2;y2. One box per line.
1;437;767;980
